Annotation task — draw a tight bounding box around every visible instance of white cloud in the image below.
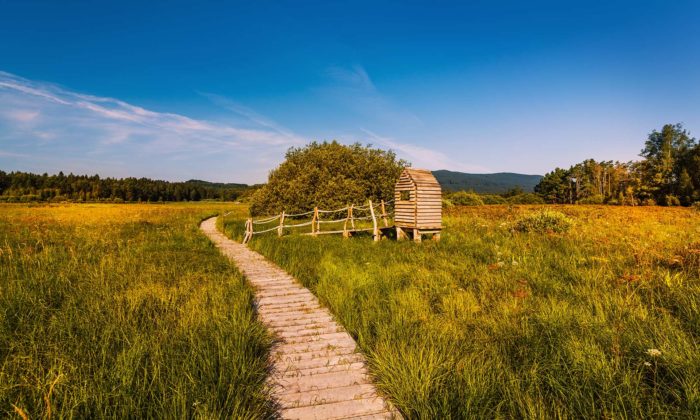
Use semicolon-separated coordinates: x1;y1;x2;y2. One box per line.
4;109;40;122
361;129;488;172
0;71;305;182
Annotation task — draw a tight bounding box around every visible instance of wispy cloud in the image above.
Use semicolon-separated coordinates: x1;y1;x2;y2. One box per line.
320;64;422;128
361;128;488;172
198;91;298;139
0;71;305;182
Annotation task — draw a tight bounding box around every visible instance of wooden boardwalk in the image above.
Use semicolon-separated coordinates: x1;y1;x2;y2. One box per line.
201;217;398;420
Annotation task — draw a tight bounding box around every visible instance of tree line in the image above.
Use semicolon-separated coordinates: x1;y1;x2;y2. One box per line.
535;123;700;206
0;171;250;203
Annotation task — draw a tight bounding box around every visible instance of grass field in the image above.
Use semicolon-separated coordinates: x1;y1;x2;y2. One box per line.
223;205;700;418
0;203;275;418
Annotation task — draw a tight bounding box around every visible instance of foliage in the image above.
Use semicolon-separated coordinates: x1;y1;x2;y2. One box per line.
692;202;700;212
249;141;407;216
0;170;249;202
577;194;605;205
507;193;545;204
513;209;573;233
225;205;700;418
0;203;274;418
535;123;700;206
448;191;484;206
665;195;681;206
480;194;507;204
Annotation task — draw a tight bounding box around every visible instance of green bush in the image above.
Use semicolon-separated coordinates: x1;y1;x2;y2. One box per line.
249;141;406;216
441;198;454;208
481;194;507;205
507;193;545;204
664;195;681;206
449;191;483;206
514;210;573;233
577;194;604;204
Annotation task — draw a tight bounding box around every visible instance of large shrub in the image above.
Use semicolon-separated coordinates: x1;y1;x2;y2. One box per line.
508;193;545;204
449;191;484;206
514;210;573;233
249;141;407;216
577;194;605;205
481;194;507;205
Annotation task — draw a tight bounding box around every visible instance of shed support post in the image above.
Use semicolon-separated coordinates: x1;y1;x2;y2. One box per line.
396;226;406;241
413;228;422;243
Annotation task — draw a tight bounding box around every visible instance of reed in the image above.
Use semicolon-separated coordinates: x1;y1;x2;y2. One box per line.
0;203;275;418
226;205;700;418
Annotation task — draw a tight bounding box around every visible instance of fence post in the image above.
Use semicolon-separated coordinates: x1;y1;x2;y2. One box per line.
311;207;318;236
350;204;355;230
244;218;253;244
369;200;379;242
343;205;350;238
380;200;389;227
278;211;285;237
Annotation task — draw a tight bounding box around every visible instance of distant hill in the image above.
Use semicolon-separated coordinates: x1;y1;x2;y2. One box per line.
433;170;543;193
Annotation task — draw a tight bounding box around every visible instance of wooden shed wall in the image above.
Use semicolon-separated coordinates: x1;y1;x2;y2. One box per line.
394;169;442;229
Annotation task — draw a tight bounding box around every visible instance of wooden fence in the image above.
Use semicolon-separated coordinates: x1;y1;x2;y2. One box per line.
243;199;394;244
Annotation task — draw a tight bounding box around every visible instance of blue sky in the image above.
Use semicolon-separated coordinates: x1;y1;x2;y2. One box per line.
1;0;699;183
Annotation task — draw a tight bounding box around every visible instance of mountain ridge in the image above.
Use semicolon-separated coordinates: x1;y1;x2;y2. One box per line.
432;170;543;193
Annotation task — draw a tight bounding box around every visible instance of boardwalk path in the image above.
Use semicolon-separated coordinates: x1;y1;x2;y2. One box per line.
201;217;398;419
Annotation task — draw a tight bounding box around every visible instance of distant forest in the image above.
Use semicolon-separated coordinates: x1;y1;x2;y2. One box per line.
0;171;251;202
535;123;700;206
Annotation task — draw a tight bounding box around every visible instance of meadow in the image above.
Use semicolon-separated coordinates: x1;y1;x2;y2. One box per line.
0;203;275;418
223;205;700;419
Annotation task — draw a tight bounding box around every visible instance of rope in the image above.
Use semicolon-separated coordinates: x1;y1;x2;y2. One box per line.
283;221;314;228
285;210;315;217
318;207;349;214
251;225;280;234
252;214;280;224
317;219;344;224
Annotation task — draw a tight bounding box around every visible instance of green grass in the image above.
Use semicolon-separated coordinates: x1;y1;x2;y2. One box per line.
224;205;700;419
0;203;275;418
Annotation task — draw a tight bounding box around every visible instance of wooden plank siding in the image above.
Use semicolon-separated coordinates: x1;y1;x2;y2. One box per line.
393;168;442;230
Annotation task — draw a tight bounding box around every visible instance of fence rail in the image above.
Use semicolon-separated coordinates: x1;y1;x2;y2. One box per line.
243;199;394;244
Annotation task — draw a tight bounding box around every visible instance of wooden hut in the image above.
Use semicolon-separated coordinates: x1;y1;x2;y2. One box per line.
394;168;442;242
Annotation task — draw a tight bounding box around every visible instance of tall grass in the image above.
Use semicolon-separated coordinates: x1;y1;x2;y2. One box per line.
0;203;275;418
225;205;700;418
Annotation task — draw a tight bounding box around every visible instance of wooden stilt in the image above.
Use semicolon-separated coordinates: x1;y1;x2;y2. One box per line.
396;226;406;241
413;228;422;243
